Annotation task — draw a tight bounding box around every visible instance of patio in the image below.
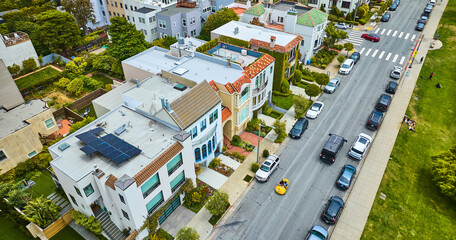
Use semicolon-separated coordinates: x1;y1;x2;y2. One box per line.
224;131;263;157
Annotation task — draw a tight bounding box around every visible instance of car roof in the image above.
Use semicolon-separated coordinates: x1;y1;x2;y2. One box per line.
388;81;398;87
311;225;328;238
371;111;383;121
351;52;360;56
324;134;344;152
343;59;354;64
330;78;340;83
379;94;392;102
358;133;372;141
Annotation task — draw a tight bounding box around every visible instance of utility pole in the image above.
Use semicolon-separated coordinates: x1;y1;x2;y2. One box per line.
256;124;262;164
352;0;360;28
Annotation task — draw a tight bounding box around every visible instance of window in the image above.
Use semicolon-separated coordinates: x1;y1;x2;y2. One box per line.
191;126;197;139
239;105;249;124
209;113;214;124
182;19;186;27
151;28;157;34
114;2;117;7
83;184;94;197
202;145;207;159
194;148;201;162
190;17;195;25
143;29;147;35
167;153;183;176
69;194;78;206
123;14;125;18
119;194;125;204
173;22;176;27
130;5;133;10
278;16;284;23
212;6;215;12
301;40;304;46
132;17;135;22
309;0;317;3
110;0;113;6
213;110;218;121
207;141;212;155
74;186;82;197
159;20;166;29
270;66;273;73
201;119;207;132
125;4;128;9
28;151;37;158
191;29;196;37
122;210;129;220
240;87;249;105
99;0;103;5
141;173;160;198
102;11;105;16
44;118;55;128
183;31;187;37
135;6;137;10
120;3;123;8
127;16;130;20
176;33;180;38
170;171;185;192
212;135;216;151
146;192;164;214
0;150;6;162
149;16;155;23
341;1;350;8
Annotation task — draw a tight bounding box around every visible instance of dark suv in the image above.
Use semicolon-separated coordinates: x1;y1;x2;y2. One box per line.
375;94;392;112
349;52;361;64
385;81;398;94
320;134;347;164
366;111;384;131
289;117;309;139
321;196;344;224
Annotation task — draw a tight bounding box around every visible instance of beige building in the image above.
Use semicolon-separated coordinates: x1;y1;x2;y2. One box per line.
105;0;126;18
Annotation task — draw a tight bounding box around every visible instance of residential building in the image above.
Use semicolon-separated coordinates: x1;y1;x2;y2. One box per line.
0;59;24;110
88;0;110;30
307;0;369;14
105;0;126;19
211;20;301;92
0;31;39;69
49;105;195;239
241;1;328;62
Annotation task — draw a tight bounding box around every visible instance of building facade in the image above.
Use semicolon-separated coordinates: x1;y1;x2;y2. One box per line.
307;0;369;14
88;0;111;30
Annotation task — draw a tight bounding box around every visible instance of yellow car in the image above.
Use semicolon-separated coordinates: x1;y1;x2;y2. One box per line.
275;179;289;195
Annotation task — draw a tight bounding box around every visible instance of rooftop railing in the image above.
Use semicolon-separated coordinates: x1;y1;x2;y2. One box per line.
2;31;30;47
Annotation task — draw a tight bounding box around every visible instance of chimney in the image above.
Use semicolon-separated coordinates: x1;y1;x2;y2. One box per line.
227;57;231;68
270;36;276;48
165;99;171;111
160;96;166;108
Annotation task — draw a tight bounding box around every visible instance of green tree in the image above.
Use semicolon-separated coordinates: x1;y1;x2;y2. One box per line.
330;6;344;18
151;36;178;49
273;119;287;143
22;196;60;228
324;24;348;48
293;69;303;85
281;80;290;93
337;55;345;64
293;94;310;118
305;84;321;100
319;4;326;13
107;17;149;61
315;73;329;88
66;77;84;95
431;145;456;201
90;54;117;73
200;8;239;40
205;190;229;216
36;10;81;53
61;0;95;33
64;57;87;74
69;116;95;134
7;64;21;76
22;57;38;74
54;77;71;88
344;42;354;56
176;227;200;240
357;3;369;18
7;187;31;209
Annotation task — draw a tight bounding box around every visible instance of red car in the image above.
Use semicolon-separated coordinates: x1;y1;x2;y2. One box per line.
361;33;380;42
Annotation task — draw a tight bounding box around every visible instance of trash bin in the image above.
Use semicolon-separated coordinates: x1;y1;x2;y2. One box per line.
434;34;440;40
306;59;311;65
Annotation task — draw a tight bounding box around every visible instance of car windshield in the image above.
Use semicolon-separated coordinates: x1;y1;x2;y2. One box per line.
260;164;270;172
328;82;335;87
342;64;350;68
293;122;303;130
351;147;363;155
339;174;350;184
311;104;321;111
311;230;326;239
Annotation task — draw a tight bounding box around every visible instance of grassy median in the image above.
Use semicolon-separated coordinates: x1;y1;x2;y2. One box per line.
361;2;456;239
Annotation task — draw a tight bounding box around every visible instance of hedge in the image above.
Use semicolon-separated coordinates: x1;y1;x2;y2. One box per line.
196;38;219;53
219;35;249;48
272;90;292;97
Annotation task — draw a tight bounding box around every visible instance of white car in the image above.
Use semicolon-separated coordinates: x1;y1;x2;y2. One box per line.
334;22;347;30
390;66;403;79
324;78;340;94
348;133;373;160
339;59;354;75
255;155;280;182
306;101;324;119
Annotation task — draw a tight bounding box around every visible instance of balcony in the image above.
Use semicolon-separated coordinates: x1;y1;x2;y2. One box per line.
252;81;268;95
313;41;324;52
2;31;30;47
252;95;268;111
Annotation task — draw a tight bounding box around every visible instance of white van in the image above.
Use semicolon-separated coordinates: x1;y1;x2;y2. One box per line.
428;0;436;6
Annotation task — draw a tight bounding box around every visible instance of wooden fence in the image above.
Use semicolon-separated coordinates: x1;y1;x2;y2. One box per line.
71;88;106;111
43;208;74;239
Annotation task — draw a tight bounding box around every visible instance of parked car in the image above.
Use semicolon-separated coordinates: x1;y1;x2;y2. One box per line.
390;66;403;79
305;225;328;240
389;2;398;10
321;196;344;224
366;110;384;131
348;133;373;160
289;117;309;139
306;101;324;119
381;12;391;22
423;8;431;17
386;81;398;94
425;3;433;11
334;22;348;30
418;15;429;24
349;52;361;64
255;155;280;182
320;134;347;164
394;0;401;6
375;94;392;112
361;33;380;42
416;22;425;31
324;78;341;93
336;165;357;190
339;59;355;75
428;0;436;6
275;178;289;195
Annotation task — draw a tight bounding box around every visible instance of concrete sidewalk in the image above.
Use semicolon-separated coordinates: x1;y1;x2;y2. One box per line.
330;1;449;239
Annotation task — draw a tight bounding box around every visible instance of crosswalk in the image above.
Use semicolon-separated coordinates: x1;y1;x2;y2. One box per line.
340;30;364;46
340;28;418;47
358;47;409;64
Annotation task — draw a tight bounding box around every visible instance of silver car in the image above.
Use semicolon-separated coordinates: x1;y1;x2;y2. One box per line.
348;133;373;160
390;66;403;79
339;59;354;75
324;78;340;94
255;155;280;182
334;22;347;30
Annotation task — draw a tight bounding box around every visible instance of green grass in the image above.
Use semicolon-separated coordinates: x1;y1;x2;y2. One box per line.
0;215;34;240
271;93;295;110
154;228;174;240
26;171;57;198
183;201;206;214
361;2;456;239
78;103;97;118
50;225;85;240
243;175;253;182
15;67;60;90
91;73;113;85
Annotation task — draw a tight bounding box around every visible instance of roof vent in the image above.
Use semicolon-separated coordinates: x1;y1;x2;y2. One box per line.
58;142;70;151
173;84;187;91
114;124;127;135
234;27;239;35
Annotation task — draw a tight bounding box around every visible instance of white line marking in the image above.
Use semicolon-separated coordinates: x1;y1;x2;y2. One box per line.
365;48;372;56
392;30;398;37
387;30;392;35
375;28;380;34
385;53;392;61
372;49;379;57
404;33;410;40
411;34;416;41
359;48;366;54
381;29;386;34
399;56;405;64
379;51;385;59
392;54;399;63
398;32;404;38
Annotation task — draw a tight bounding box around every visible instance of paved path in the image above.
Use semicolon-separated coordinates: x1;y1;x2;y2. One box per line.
198;166;228;190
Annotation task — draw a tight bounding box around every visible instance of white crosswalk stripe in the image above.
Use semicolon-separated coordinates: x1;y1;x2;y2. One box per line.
339;30;363;46
392;31;398;37
399;56;406;64
359;47;366;54
375;28;380;34
379;51;385;59
381;29;386;35
371;49;379;57
387;30;392;35
392;54;399;63
404;33;410;40
398;32;404;38
365;48;372;56
411;34;416;41
386;53;392;61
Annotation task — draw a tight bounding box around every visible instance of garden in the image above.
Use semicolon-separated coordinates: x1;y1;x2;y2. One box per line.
208;158;234;177
183;179;215;214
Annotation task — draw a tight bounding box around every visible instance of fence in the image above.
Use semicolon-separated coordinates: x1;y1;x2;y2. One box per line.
41;53;72;66
53;106;85;122
70;88;106;111
26;208;74;240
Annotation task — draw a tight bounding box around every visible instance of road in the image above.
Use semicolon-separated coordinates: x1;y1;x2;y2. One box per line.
211;1;429;239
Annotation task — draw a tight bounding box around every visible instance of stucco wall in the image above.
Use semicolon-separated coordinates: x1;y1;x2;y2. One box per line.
122;62;155;82
0;39;38;68
27;109;59;137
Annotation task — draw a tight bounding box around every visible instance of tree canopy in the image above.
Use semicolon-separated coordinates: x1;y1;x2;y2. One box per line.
293;94;310;118
431;145;456;201
324;24;348;48
22;196;60;228
176;227;200;240
200;8;239;40
61;0;95;33
151;36;178;49
305;84;321;100
107;17;149;61
205;190;229;216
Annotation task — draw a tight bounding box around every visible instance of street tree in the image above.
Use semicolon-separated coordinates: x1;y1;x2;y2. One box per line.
23;196;60;228
36;10;81;53
272;119;287;143
337;55;345;64
357;3;369;18
107;17;149;61
305;84;321;100
200;8;239;40
315;73;329;88
431;145;456;201
293;94;310;118
205;190;229;216
176;227;200;240
293;69;303;85
344;42;354;56
324;24;347;48
61;0;95;33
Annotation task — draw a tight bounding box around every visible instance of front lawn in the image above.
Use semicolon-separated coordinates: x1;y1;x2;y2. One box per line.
50;225;85;240
0;215;34;240
26;171;57;198
271;93;295;110
91;73;113;85
15;67;60;90
361;2;456;239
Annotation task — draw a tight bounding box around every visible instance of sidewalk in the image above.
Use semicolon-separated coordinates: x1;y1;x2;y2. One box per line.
330;1;448;239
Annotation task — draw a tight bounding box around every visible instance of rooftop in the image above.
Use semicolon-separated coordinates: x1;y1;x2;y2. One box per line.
296;8;328;27
1;31;30;47
244;3;265;16
271;1;310;16
49;106;183;181
135;7;157;14
92;80;137;113
207;42;262;67
0;99;49;139
158;3;197;17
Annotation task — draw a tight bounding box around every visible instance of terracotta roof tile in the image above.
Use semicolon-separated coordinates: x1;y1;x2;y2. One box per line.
222;107;232;122
250;35;302;53
96;172;105;179
134;142;183;186
125;230;138;240
208;80;219;92
225;83;235;94
231;75;251;93
244;54;275;79
105;174;118;190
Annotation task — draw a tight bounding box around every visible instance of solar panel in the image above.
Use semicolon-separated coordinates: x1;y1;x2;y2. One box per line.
88;127;104;135
80;145;97;155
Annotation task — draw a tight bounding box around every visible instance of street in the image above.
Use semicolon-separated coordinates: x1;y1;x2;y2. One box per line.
210;1;429;239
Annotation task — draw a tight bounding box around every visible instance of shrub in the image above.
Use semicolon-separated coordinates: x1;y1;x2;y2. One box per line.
231;135;242;146
205;190;229;216
191;192;203;204
7;64;20;76
245;146;254;152
22;196;60;228
273;119;287;143
431;145;456;201
293;69;303;85
69;117;95;134
54;77;71;88
222;146;227;152
281;80;290;93
66;77;84;95
337;55;345;64
72;210;102;236
263;149;270;158
176;227;200;240
293;94;310;118
251;163;260;172
22;58;38;74
194;163;202;175
208;158;221;169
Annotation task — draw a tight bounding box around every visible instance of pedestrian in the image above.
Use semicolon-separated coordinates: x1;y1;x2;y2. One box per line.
436;83;441;88
420;57;424;64
429;72;434;79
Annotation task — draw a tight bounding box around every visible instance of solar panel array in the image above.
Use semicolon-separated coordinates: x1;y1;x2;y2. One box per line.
76;128;141;164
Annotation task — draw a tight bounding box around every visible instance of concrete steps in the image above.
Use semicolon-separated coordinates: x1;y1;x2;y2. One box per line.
96;212;125;240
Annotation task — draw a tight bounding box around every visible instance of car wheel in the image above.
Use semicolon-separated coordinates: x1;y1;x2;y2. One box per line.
266;176;269;182
371;39;375;42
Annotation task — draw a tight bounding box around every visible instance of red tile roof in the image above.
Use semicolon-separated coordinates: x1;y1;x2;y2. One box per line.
230;53;275;92
105;174;118;190
250;35;302;53
222;107;232;122
208;80;219;92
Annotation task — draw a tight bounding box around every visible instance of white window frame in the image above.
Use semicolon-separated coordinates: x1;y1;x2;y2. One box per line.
159;20;167;29
182;19;187;27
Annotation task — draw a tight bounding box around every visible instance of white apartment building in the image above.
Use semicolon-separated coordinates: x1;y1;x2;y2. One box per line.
88;0;111;30
307;0;370;14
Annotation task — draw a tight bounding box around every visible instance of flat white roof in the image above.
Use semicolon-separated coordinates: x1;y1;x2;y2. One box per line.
92;81;136;113
49;106;180;181
0;99;48;138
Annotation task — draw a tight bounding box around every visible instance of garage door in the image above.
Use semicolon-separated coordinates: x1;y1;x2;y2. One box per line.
158;197;181;224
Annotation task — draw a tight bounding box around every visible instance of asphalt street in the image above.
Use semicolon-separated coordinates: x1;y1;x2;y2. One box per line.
211;1;430;239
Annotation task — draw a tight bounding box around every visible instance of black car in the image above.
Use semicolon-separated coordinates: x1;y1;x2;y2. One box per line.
320;134;347;164
336;165;357;190
349;52;361;64
423;9;431;17
418;15;428;24
366;110;384;131
389;3;397;10
381;12;391;22
416;22;425;31
321;196;344;224
289;117;309;139
386;81;398;94
375;94;392;112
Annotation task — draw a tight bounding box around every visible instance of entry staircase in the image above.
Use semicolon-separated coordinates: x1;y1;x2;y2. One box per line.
96;212;125;240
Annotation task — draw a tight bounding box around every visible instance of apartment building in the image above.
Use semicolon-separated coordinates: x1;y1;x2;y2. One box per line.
307;0;369;14
0;31;38;69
